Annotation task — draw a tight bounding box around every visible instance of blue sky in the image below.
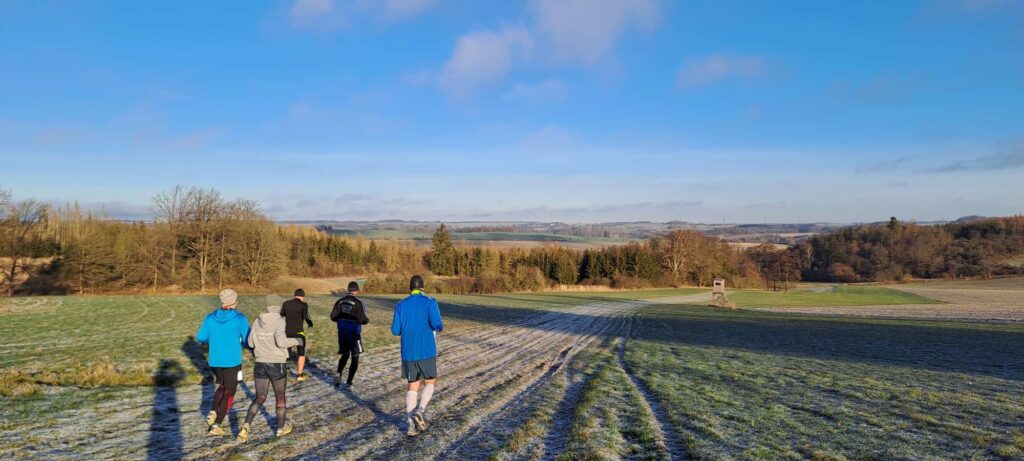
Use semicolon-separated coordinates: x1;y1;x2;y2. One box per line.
1;0;1022;223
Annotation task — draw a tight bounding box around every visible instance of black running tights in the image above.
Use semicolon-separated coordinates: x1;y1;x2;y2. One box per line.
245;377;287;427
338;351;359;384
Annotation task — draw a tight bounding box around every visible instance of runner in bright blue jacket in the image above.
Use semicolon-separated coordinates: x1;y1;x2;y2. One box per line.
195;288;250;436
391;275;443;437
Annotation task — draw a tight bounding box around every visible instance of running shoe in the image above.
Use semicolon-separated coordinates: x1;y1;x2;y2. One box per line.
207;424;227;437
276;423;293;437
412;408;428;432
236;423;250;443
206;410;217;426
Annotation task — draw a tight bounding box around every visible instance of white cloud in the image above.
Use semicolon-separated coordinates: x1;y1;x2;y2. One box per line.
438;26;533;100
530;0;658;65
501;79;568;103
676;54;768;89
288;0;346;32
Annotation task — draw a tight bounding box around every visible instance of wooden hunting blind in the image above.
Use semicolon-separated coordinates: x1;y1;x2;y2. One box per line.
712;278;727;305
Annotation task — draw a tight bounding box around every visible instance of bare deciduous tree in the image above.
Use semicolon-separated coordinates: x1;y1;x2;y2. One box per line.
0;195;48;295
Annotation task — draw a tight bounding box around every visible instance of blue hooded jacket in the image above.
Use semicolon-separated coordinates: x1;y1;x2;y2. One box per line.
196;308;250;368
390;291;443;361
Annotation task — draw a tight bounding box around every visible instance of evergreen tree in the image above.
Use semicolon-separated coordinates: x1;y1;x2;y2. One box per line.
429;223;456;275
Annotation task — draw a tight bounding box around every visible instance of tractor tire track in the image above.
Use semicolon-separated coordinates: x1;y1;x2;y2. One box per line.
618;312;687;460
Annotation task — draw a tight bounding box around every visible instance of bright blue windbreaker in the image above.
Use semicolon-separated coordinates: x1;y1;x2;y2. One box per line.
196;308;250;368
390;291;443;361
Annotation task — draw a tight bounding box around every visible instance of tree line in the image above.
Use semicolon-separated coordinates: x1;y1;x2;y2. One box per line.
3;185;1022;296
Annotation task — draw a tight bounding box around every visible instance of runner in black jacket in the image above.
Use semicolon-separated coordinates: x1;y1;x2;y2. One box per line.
331;281;369;387
280;289;313;381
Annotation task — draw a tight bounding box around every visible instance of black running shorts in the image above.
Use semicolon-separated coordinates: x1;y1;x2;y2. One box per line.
212;365;242;388
401;358;437;382
287;332;306;356
253;362;287;381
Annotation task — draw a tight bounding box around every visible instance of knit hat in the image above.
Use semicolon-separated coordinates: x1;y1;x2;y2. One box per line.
219;288;239;307
265;304;280;314
294;288;305;297
347;281;360;292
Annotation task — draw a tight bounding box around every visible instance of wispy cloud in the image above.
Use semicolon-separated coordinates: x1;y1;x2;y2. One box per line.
520;124;580;153
832;74;925;104
381;0;437;20
923;140;1024;172
676;54;769;89
855;156;914;173
288;0;346;32
438;26;533;100
501;79;568;103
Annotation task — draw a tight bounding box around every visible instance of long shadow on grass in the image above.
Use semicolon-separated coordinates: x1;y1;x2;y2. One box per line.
182;337;215;416
395;298;1024;381
147;359;185;461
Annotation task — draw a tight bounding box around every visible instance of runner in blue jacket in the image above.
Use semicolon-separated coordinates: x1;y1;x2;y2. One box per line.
390;275;443;437
196;288;250;436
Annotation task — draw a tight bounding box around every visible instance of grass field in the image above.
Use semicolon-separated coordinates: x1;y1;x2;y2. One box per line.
2;282;1023;460
727;285;940;307
625;304;1024;459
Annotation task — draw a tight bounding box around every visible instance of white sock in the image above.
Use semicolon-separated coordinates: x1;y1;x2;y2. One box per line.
405;391;418;422
419;384;435;410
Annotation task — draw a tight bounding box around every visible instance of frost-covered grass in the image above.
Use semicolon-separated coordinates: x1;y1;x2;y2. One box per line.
625;304;1024;460
727;285;939;307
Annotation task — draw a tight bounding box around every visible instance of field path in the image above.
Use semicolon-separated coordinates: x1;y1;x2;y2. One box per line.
178;298;652;460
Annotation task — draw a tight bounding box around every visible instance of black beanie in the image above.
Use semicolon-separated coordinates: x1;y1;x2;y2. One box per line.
294;288;305;297
347;281;360;292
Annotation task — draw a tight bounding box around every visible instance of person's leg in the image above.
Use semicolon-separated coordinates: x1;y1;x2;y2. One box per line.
270;374;287;430
245;377;269;425
337;350;350;376
406;380;421;430
214;366;239;425
347;353;359;385
296;340;307;376
419;378;436;410
210;367;226;423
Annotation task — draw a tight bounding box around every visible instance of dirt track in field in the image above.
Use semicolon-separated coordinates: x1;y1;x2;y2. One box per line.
16;297;681;461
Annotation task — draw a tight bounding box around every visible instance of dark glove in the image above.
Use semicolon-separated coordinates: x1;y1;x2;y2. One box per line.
306;319;314;327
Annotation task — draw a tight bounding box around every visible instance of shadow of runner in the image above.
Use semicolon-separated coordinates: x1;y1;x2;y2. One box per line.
306;362;405;428
147;359;186;461
182;337;214;417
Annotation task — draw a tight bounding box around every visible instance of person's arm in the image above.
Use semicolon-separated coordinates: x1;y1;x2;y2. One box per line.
330;300;342;322
239;317;251;347
246;322;255;350
197;317;210;344
428;299;443;332
275;322;301;348
304;303;313;328
356;299;369;325
390;304;402;336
